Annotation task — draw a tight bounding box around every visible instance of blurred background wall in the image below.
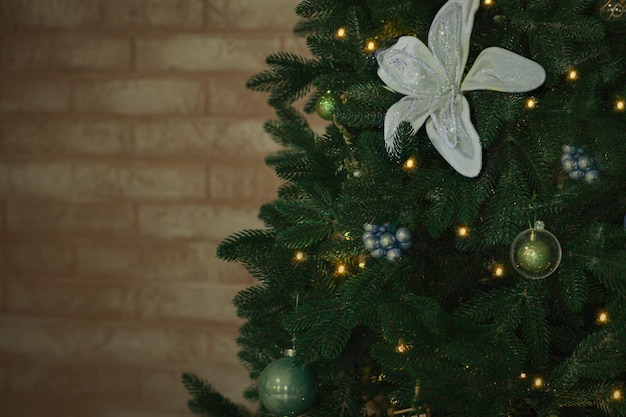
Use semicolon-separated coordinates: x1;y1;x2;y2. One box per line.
0;1;307;415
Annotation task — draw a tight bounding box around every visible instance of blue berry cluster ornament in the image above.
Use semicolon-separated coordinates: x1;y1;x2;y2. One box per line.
561;145;600;183
362;223;412;261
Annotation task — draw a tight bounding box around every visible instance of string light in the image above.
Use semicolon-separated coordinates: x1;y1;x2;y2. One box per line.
616;100;625;111
358;260;366;269
533;377;544;388
294;251;306;262
336;27;347;38
343;231;352;241
395;340;409;353
456;226;470;238
525;97;537;109
520;373;527;379
567;69;579;81
336;264;347;275
492;264;505;278
404;156;417;170
366;40;377;52
597;310;609;324
483;0;494;6
612;389;623;401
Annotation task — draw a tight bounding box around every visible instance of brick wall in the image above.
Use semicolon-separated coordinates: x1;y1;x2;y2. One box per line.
0;1;308;415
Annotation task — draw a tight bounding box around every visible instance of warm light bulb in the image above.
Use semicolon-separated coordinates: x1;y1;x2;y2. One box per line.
597;311;609;324
483;0;493;6
526;98;537;109
366;40;376;51
358;261;366;269
294;251;306;262
404;157;417;170
520;373;527;379
457;226;469;238
493;264;505;278
533;377;544;388
343;231;352;241
336;264;347;275
395;341;409;353
612;389;623;401
336;27;347;38
567;69;578;81
616;100;625;111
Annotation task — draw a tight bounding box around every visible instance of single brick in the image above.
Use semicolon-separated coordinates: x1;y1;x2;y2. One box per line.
74;79;205;115
0;0;204;30
136;35;279;72
138;204;263;240
6;202;135;235
5;281;136;319
73;161;206;200
0;317;212;364
8;361;138;401
2;35;131;71
133;119;279;159
207;0;299;30
135;283;243;322
0;241;74;276
209;76;273;118
1;161;73;197
208;162;280;201
77;242;209;282
1;119;132;156
0;79;70;113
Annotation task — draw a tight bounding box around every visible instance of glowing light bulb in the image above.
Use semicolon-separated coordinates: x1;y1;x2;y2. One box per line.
457;226;469;238
533;377;544;388
526;98;537;109
358;261;366;269
366;41;376;52
343;231;352;241
336;264;347;275
612;389;622;400
404;157;417;170
616;100;625;111
294;251;306;262
520;373;527;379
568;69;578;81
493;264;505;278
597;311;609;324
483;0;494;6
336;27;346;38
395;341;409;353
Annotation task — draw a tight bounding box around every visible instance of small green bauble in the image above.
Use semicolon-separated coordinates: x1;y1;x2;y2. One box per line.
315;90;339;120
510;221;562;279
258;351;318;416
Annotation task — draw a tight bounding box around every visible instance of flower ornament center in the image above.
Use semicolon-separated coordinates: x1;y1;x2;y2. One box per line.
377;0;546;177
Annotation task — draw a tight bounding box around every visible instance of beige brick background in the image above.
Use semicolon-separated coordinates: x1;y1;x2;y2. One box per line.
0;1;309;415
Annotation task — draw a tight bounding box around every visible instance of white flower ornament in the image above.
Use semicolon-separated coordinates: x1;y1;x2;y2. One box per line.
377;0;546;177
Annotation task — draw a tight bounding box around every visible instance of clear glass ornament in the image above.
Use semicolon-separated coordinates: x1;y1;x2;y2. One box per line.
509;221;562;279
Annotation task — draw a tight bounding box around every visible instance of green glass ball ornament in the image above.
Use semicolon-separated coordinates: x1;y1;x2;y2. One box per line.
258;350;318;416
315;90;339;120
596;0;626;33
510;221;562;279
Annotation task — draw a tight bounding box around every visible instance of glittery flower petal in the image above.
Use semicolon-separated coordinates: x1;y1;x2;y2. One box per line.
461;47;547;93
377;36;447;99
428;0;479;84
383;96;432;155
426;94;482;178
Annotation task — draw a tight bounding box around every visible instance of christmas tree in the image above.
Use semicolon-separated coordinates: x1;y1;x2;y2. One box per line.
183;0;626;416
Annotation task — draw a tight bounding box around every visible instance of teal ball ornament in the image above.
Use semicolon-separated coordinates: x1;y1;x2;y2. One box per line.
258;352;318;416
315;90;339;120
510;221;562;279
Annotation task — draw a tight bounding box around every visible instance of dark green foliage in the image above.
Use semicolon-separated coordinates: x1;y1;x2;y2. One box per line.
185;0;626;416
